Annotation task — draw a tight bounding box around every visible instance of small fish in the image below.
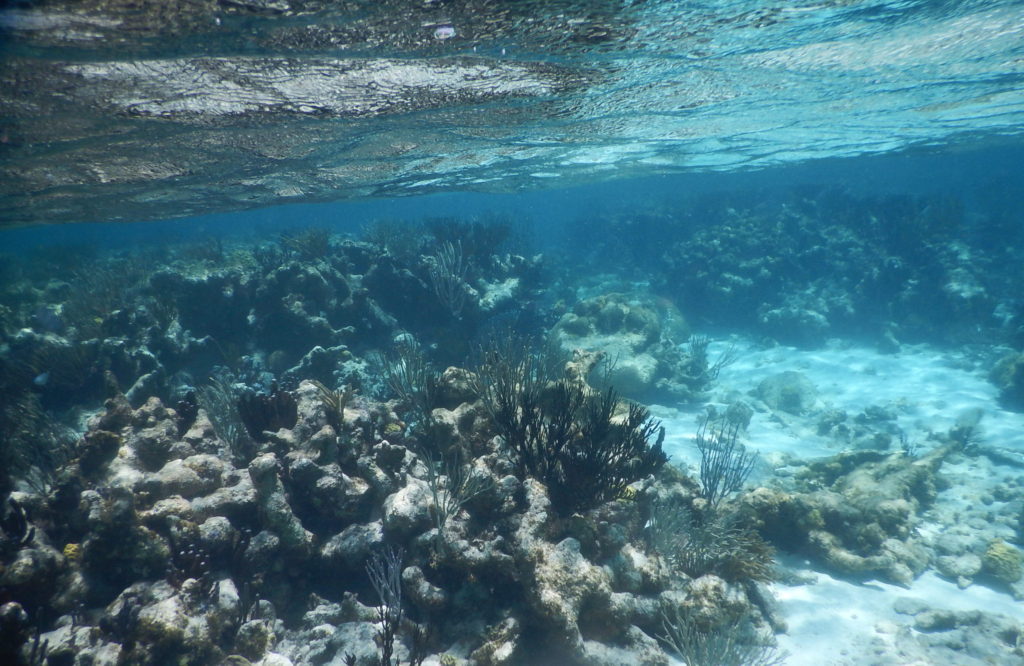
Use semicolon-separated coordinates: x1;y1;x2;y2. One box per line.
433;23;456;40
33;371;50;387
31;306;64;333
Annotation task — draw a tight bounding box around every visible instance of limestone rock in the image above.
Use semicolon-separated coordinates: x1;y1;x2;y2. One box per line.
982;539;1022;584
755;371;818;415
322;522;385;569
248;454;313;555
382;476;433;538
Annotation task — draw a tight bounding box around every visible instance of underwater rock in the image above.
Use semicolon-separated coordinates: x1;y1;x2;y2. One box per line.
139;495;195;525
281;345;354;389
234;619;275;661
434;366;479;410
274;393;321;457
682;575;751;628
935;553;983;589
275;591;380;663
363;254;444;329
243;530;283;576
844;405;903;451
981;538;1022;584
126;369;165;407
990;352;1024;411
253;261;356;354
305;463;374;524
133;582;217;662
34;619;124;666
382;476;433;538
373;440;411;475
436;527;516;583
92;391;134;432
743;445;951;586
606;543;665;595
181;410;223;455
260;654;294;666
754;371;819;415
508;479;654;660
355;450;402;499
758;299;834;347
894;598;1024;664
941;251;992;319
197;517;240;565
477;276;521;313
466;470;521;520
800;511;927;586
0;537;63;611
190;471;258;523
140;454;227;500
305;620;377;666
130;418;188;472
322;521;384;569
551;291;695;401
402;565;448;614
524;536;613;657
77;429;122;477
80;486;172;590
248;453;314;555
151;268;254;343
580;626;669;666
129;397;190;471
656;193;1002;346
0;602;31;662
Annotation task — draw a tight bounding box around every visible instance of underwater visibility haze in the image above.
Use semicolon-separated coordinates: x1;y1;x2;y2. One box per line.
1;1;1024;665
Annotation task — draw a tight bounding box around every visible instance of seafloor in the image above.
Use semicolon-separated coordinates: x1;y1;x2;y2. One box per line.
1;189;1023;666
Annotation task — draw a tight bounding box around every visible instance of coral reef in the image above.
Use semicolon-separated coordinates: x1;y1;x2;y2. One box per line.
1;188;1022;665
550;291;729;402
587;191;1008;348
0;374;773;664
740;444;951;587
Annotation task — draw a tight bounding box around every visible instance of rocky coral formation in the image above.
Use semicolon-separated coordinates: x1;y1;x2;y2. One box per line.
892;597;1023;665
990;351;1024;412
550;291;729;403
2;191;1023;665
740;444;950;587
0;228;544;492
754;371;819;416
0;352;779;665
646;192;1004;348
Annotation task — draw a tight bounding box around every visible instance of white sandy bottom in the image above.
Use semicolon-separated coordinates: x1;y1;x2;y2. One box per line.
774;563;1021;666
650;338;1024;665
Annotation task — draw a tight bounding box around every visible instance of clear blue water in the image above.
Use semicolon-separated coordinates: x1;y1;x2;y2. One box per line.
2;2;1024;665
1;0;1022;225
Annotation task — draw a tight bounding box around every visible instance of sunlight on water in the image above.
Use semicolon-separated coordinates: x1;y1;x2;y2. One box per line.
1;1;1022;225
2;3;1024;665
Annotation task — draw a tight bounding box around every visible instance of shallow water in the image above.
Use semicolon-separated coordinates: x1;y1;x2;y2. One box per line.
1;2;1023;666
1;1;1023;224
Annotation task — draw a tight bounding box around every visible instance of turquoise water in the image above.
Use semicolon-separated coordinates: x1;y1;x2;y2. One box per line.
1;2;1023;666
1;1;1023;225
